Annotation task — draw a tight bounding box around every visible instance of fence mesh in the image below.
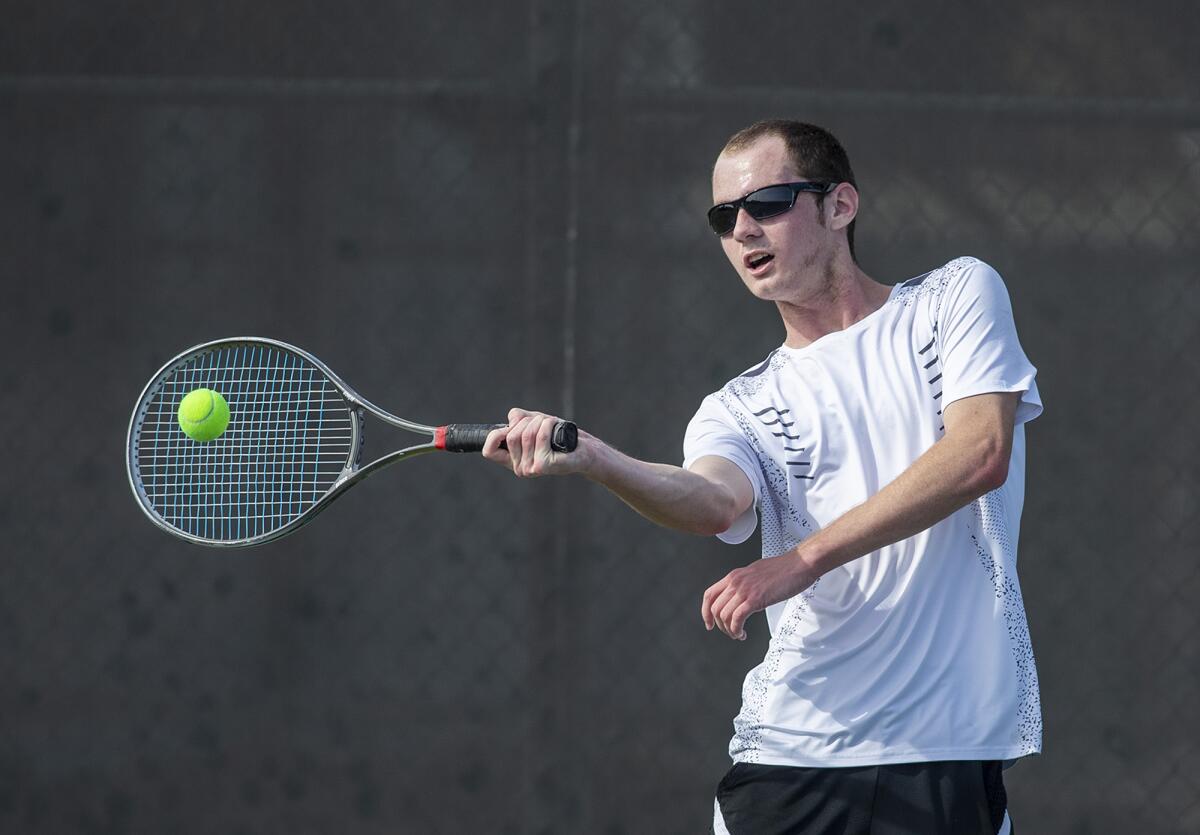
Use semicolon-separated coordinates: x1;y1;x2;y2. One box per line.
2;1;1198;833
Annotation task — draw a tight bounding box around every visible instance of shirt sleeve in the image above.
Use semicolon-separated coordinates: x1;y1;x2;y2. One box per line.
936;259;1043;425
682;393;764;544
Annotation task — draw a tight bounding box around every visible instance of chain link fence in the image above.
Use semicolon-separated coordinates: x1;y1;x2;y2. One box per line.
2;1;1198;833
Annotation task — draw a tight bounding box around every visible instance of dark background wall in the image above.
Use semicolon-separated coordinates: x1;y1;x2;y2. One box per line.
2;2;1198;833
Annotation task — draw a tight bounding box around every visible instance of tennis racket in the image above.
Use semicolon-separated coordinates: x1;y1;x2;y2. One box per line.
126;336;576;548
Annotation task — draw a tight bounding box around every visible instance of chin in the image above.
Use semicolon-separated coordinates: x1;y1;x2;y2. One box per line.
743;275;789;302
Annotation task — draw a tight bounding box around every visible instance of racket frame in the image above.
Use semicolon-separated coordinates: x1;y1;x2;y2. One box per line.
127;336;451;548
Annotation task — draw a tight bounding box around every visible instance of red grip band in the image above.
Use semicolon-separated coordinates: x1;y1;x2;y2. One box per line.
433;426;447;450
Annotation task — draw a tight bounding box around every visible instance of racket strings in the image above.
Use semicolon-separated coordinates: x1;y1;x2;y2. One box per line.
133;343;353;542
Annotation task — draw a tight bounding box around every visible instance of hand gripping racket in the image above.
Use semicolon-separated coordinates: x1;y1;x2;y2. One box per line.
126;337;576;547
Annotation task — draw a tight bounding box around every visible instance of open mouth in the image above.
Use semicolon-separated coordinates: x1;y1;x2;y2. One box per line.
746;253;774;271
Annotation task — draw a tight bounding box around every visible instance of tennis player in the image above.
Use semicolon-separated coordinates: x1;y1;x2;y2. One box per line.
483;120;1040;834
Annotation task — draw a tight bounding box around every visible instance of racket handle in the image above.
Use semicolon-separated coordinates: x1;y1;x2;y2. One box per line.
437;421;578;454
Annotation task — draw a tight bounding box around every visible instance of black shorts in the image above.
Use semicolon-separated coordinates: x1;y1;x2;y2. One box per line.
714;760;1012;835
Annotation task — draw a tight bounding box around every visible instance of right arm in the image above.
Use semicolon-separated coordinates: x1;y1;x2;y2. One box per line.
481;408;754;537
587;445;754;537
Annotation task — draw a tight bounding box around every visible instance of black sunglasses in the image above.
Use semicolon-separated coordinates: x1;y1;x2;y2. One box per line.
707;181;836;236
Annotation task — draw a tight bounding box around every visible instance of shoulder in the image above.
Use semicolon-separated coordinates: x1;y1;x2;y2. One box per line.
719;349;790;402
687;350;789;431
939;257;1016;311
910;255;996;287
893;256;1008;307
947;256;1006;287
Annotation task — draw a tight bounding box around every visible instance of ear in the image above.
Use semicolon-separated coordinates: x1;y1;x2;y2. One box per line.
826;183;859;232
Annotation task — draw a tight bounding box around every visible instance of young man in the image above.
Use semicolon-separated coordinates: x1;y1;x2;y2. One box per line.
483;120;1041;834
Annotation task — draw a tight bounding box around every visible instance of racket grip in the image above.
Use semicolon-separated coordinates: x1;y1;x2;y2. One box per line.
439;421;577;453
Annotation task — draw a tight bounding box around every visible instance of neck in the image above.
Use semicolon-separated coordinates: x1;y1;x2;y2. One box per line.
777;260;892;349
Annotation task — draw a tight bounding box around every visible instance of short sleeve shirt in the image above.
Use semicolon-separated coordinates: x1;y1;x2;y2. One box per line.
683;257;1043;767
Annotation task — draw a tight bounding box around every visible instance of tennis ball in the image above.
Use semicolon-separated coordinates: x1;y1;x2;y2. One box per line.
178;388;230;442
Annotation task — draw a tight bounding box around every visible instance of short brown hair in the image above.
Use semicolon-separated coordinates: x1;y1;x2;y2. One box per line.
721;120;858;260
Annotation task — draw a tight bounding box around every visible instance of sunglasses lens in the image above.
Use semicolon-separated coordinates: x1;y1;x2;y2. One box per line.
743;185;797;221
707;205;738;236
707;184;820;235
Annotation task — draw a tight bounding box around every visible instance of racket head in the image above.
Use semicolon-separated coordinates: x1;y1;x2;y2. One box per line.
126;337;364;547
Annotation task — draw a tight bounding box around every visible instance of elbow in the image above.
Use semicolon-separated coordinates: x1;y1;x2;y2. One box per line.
953;428;1011;497
690;507;735;538
696;494;743;538
943;394;1019;496
975;449;1010;494
698;516;735;538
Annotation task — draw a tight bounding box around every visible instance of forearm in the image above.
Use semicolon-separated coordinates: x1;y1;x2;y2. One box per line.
795;428;1006;577
582;438;739;536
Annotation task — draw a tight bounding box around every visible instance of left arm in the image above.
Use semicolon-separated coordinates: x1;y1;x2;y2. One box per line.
702;390;1020;639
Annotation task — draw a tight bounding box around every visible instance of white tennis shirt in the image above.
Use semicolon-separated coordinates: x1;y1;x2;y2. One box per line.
683;257;1042;767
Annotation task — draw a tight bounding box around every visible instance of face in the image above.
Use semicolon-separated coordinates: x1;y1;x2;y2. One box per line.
710;135;842;303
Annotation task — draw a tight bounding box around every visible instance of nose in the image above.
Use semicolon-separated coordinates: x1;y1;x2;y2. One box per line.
731;207;763;241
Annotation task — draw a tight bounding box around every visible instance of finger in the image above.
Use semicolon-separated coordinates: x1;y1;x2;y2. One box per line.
728;601;755;641
505;417;533;474
520;417;544;476
481;427;511;464
701;580;726;630
710;586;739;638
525;414;561;475
534;416;557;469
705;575;740;635
507;407;532;424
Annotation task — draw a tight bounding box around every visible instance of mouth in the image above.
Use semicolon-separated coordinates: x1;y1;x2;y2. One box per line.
744;252;775;275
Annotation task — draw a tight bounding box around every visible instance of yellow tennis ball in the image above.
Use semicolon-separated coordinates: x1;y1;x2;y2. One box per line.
178;388;230;442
